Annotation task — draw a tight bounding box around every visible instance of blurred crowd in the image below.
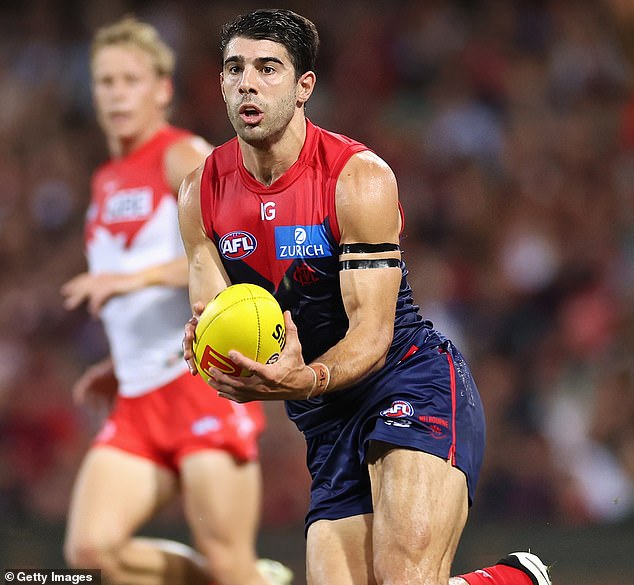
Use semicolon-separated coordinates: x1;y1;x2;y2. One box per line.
1;0;633;533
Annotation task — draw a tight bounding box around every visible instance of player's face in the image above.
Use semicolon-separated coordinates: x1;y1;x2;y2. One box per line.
221;37;309;146
92;44;171;146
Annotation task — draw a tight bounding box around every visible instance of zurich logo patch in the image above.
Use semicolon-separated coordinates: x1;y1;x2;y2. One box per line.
219;230;257;260
275;225;331;259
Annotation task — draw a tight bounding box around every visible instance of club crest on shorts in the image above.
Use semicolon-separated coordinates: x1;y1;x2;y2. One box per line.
192;416;221;436
418;415;450;439
380;400;414;418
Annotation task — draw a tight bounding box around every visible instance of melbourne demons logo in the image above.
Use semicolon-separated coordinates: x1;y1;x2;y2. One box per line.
418;415;449;439
380;400;414;418
293;262;320;286
219;231;257;260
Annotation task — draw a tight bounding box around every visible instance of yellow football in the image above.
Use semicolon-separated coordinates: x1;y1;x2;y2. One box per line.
193;283;286;381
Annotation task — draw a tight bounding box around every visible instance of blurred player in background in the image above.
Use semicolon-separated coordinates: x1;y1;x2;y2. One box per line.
61;16;291;585
179;8;551;585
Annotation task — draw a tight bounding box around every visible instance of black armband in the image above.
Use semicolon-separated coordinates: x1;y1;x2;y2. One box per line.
340;258;401;270
340;243;400;254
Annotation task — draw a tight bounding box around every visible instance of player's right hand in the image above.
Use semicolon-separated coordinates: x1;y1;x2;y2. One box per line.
183;302;205;375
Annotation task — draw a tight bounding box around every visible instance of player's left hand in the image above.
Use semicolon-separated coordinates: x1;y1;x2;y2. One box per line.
183;302;205;375
208;311;315;402
61;271;142;316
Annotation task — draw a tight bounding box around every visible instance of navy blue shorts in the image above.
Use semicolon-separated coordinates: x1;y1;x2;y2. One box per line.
302;330;486;532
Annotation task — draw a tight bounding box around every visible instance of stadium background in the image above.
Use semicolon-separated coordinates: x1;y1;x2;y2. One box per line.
1;0;633;583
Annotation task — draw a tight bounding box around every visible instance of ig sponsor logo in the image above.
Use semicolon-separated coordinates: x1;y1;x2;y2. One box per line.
260;201;276;220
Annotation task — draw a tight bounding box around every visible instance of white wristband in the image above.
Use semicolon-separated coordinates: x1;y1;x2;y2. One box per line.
306;362;330;398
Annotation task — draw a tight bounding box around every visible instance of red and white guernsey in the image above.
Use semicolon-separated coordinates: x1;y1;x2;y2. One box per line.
86;126;192;397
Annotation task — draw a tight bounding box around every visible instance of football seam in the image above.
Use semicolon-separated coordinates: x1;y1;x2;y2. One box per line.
253;297;263;362
195;295;272;361
194;298;258;351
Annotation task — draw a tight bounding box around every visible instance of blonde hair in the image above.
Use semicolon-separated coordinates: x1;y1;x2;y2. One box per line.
91;15;175;77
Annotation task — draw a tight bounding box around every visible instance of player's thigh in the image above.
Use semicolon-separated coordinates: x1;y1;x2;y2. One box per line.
306;515;375;585
368;442;468;578
66;446;178;546
179;449;262;549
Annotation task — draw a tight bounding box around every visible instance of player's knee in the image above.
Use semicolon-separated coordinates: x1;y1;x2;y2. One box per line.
64;538;95;569
64;536;118;577
205;544;241;583
200;542;257;585
373;524;436;585
374;560;441;585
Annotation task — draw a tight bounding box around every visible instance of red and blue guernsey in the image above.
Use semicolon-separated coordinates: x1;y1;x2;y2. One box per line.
200;120;485;521
200;120;422;363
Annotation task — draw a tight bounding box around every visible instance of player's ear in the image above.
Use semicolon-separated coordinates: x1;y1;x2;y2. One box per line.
297;71;315;106
220;72;227;103
156;76;173;108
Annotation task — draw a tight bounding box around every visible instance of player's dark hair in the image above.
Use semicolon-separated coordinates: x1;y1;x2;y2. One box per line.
220;8;319;79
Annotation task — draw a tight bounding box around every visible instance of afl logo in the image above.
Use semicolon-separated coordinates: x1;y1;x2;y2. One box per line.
219;231;257;260
380;400;414;418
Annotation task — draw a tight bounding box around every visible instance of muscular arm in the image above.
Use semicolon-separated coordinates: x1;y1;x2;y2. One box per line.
178;165;232;374
61;258;189;315
315;150;402;390
177;166;231;307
